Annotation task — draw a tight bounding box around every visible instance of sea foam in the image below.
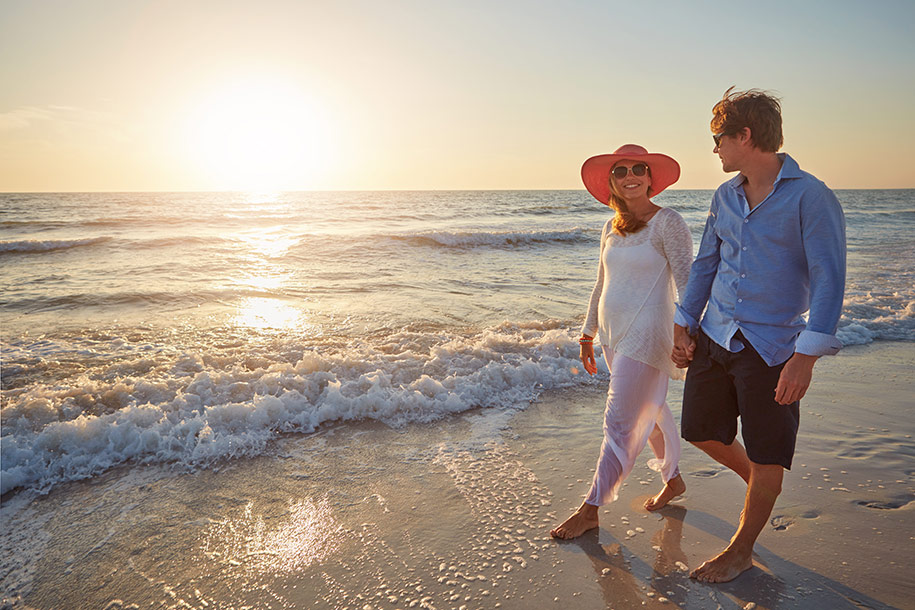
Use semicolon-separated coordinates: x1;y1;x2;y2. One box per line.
0;322;599;495
838;295;915;345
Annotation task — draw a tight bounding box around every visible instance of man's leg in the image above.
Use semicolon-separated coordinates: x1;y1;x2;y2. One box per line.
683;332;797;583
690;461;783;582
690;439;751;484
689;335;799;580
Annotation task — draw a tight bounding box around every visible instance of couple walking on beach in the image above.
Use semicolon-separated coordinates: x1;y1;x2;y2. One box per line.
549;87;847;584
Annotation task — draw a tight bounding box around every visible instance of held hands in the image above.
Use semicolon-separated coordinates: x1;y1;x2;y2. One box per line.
775;352;818;405
671;324;696;368
579;337;598;375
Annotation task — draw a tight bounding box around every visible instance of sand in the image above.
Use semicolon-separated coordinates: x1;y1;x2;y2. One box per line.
1;342;912;610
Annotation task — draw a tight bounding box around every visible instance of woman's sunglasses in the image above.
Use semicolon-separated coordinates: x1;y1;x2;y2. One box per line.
611;163;649;180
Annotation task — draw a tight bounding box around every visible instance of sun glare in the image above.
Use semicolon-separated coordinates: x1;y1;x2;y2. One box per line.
183;79;335;191
235;297;302;330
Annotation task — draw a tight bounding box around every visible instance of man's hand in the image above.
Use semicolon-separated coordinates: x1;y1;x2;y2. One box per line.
671;324;696;368
774;353;818;405
580;341;598;375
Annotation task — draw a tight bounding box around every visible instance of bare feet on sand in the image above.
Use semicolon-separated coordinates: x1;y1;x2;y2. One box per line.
550;503;599;539
644;474;686;511
689;546;753;583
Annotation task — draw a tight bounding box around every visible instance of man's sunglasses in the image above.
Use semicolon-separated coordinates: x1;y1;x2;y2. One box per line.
713;132;730;147
611;163;649;180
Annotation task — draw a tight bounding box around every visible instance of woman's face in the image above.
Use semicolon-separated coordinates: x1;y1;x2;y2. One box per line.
610;160;652;201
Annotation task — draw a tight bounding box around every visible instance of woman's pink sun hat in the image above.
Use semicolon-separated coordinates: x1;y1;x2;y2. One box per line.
581;144;681;205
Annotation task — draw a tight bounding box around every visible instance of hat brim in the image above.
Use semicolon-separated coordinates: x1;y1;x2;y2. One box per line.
581;152;681;205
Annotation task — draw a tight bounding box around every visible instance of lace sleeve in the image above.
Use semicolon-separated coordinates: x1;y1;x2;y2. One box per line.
581;220;610;337
655;209;694;299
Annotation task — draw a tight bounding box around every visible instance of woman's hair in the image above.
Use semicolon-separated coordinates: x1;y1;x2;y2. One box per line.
607;166;651;235
711;87;784;152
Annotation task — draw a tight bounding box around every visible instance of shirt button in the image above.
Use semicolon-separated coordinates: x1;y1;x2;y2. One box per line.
738;298;743;303
744;219;749;223
741;273;747;278
742;246;748;251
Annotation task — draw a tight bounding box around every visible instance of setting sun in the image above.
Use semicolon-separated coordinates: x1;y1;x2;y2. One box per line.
182;79;335;191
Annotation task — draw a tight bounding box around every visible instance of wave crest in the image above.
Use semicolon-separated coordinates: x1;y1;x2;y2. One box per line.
0;323;600;495
0;237;111;254
391;228;591;249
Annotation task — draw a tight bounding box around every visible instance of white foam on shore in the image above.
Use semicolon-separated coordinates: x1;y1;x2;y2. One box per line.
0;322;601;495
838;295;915;345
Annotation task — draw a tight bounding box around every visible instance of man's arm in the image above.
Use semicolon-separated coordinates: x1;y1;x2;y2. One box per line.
671;197;722;365
775;186;846;404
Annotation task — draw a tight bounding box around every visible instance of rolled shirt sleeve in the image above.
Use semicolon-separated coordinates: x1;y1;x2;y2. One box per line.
795;330;842;356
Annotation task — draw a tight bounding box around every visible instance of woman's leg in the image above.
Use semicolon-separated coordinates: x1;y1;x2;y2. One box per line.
586;350;672;505
552;350;676;538
644;394;686;509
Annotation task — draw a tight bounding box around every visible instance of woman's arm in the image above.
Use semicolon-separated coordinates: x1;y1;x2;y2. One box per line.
580;220;610;339
660;210;694;299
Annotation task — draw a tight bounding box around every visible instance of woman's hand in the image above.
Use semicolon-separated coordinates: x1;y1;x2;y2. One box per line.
580;341;597;375
671;324;695;369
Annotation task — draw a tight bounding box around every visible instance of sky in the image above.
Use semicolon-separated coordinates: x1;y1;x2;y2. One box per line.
1;0;913;191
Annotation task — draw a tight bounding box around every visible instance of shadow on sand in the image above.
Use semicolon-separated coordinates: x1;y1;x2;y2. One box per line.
554;505;899;610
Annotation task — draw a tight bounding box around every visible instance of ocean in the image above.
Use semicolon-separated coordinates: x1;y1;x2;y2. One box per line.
2;189;913;496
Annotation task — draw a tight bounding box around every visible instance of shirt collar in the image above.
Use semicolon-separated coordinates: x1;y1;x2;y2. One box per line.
727;153;803;190
775;153;803;182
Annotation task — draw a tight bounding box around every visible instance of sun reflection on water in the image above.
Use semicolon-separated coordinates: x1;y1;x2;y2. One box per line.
234;297;302;330
237;231;299;258
201;498;344;575
244;274;285;291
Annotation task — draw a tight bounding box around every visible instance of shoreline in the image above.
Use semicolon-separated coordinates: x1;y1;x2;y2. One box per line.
1;341;912;609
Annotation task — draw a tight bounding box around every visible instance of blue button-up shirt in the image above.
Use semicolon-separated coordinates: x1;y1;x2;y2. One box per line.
675;154;846;366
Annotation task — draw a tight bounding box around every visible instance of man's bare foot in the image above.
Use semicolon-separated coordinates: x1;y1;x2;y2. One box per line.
689;547;753;583
644;474;686;511
550;504;599;539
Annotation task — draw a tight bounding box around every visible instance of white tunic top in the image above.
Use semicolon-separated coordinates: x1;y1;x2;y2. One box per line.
581;207;693;380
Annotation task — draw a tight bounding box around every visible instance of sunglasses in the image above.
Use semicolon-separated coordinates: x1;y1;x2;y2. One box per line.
713;131;729;147
611;163;649;180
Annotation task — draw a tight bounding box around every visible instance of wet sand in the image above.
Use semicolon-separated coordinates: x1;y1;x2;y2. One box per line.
2;342;912;609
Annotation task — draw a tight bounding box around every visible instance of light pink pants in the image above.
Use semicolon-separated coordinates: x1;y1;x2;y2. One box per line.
585;347;681;506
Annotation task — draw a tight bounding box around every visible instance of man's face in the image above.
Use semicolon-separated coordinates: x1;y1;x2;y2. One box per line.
713;132;740;173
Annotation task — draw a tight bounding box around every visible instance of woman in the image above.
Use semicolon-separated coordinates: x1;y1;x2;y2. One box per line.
551;144;693;539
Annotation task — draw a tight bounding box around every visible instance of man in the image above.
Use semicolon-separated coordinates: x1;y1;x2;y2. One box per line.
672;88;846;583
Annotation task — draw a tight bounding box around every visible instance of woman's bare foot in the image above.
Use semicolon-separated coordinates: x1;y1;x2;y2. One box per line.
550;503;599;539
644;474;685;511
689;546;753;583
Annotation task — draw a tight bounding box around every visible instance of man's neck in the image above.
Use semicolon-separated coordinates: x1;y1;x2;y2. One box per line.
739;152;783;208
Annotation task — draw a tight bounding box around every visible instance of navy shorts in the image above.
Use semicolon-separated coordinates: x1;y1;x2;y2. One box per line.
681;330;800;469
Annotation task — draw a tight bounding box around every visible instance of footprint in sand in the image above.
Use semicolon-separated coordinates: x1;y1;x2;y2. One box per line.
770;515;795;531
690;466;727;478
856;493;914;510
